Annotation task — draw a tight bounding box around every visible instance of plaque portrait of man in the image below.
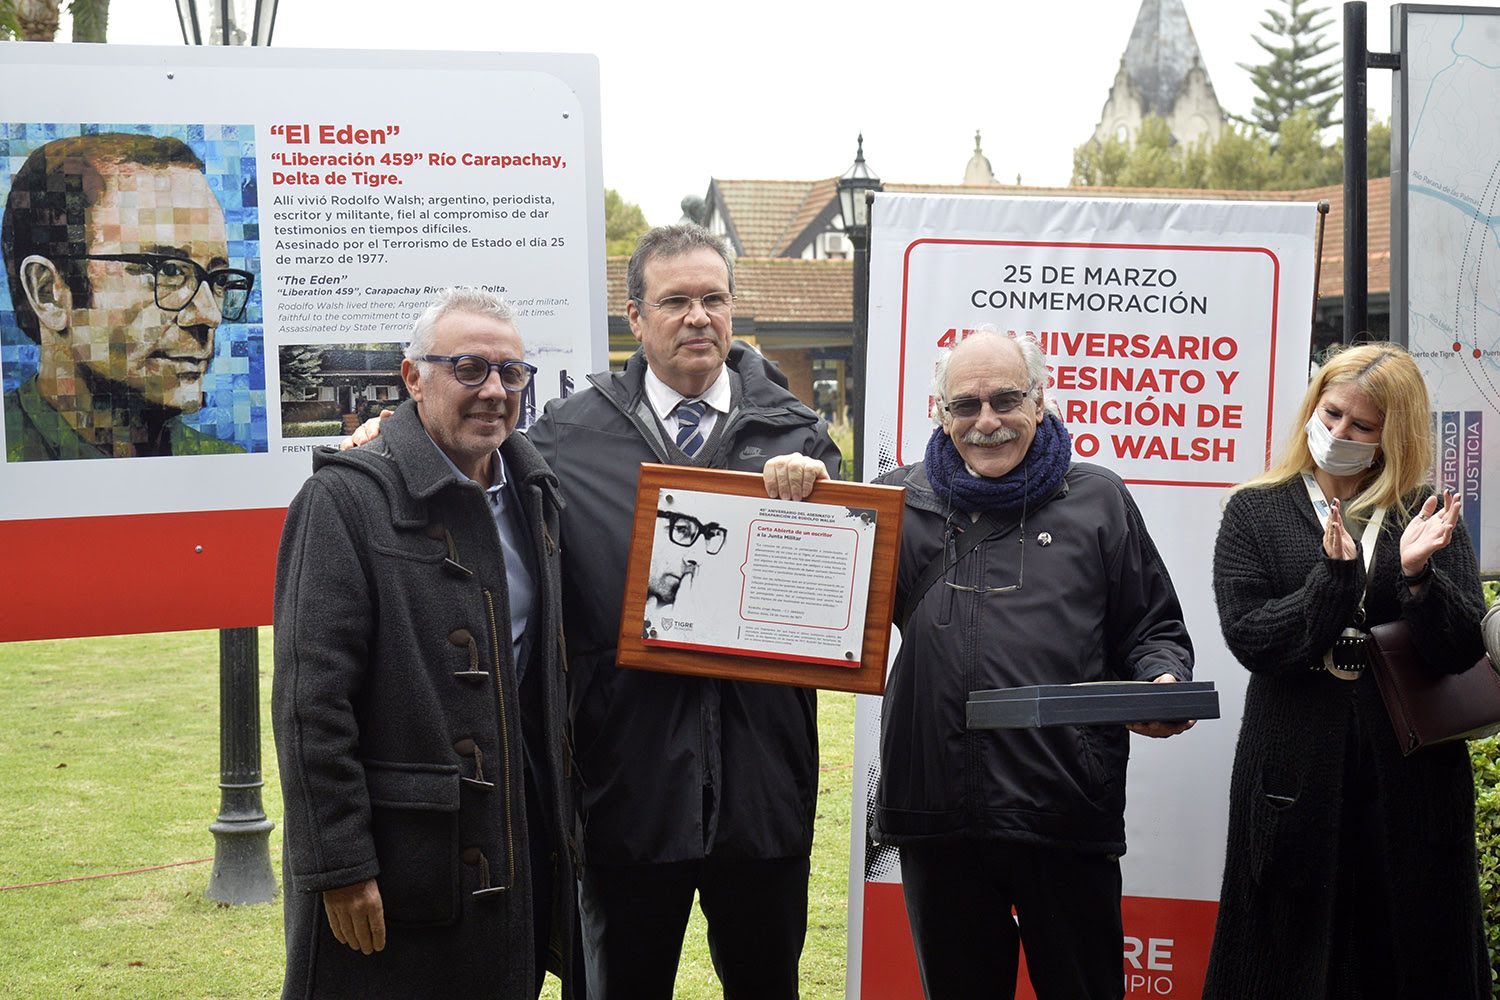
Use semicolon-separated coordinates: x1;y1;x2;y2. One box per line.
646;505;729;623
1;130;261;461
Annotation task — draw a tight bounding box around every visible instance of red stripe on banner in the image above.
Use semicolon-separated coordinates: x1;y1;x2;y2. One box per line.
860;881;1218;999
860;882;924;999
1118;895;1218;999
0;508;287;642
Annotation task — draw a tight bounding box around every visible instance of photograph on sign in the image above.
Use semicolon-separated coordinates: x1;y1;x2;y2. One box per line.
642;486;877;667
276;342;405;436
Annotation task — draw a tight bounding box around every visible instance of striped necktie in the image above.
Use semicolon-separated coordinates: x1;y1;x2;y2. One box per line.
675;399;708;457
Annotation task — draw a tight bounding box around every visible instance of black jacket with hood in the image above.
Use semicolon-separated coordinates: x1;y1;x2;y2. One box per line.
872;459;1193;855
526;342;841;865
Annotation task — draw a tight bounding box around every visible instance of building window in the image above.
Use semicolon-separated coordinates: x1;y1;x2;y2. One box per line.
812;358;847;426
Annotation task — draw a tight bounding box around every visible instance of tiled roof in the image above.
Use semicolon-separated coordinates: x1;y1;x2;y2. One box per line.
711;178;837;257
884;177;1391;299
607;256;851;325
1307;176;1391;300
775;177;839;256
622;175;1392;330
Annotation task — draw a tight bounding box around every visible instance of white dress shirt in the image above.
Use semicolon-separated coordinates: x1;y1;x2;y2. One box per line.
643;364;731;447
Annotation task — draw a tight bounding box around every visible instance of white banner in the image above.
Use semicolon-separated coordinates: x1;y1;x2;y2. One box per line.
0;43;605;641
848;193;1316;1000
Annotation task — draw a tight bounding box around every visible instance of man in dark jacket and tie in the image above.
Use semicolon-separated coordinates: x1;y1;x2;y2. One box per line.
526;224;840;999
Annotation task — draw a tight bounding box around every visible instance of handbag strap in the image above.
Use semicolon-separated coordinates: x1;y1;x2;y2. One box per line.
897;510;1013;632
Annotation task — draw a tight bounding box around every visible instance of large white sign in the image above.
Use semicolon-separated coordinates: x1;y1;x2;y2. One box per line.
1393;4;1500;574
848;193;1316;1000
0;43;605;641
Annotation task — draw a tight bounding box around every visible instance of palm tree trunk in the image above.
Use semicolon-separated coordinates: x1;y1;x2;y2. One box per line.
70;0;108;42
16;0;60;40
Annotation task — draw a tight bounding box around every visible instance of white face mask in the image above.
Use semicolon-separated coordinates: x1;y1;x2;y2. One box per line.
1305;414;1379;476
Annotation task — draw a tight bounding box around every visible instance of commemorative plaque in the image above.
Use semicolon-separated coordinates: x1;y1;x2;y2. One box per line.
616;464;903;694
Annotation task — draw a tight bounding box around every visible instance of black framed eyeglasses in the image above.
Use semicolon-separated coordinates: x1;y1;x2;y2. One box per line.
420;355;537;391
54;252;254;322
943;514;1024;594
942;386;1034;419
639;292;734;317
656;510;728;554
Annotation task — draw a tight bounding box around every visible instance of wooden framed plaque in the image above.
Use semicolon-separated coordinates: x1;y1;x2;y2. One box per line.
616;464;903;695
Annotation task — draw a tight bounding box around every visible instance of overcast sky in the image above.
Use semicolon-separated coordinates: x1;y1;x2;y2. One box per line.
75;0;1431;224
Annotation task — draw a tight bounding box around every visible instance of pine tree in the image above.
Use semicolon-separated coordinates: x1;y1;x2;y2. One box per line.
280;346;326;401
1240;0;1342;135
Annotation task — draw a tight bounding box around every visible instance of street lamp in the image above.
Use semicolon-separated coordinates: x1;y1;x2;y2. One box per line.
175;0;278;46
835;134;881;482
176;0;279;907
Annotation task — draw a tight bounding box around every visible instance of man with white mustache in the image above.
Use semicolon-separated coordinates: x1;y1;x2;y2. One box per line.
872;329;1195;1000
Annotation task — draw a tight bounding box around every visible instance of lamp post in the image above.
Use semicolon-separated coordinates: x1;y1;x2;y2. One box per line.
835;135;881;482
177;0;280;907
175;0;278;46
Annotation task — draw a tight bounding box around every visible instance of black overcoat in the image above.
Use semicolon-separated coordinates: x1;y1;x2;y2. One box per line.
1203;477;1488;999
872;460;1193;853
525;343;841;865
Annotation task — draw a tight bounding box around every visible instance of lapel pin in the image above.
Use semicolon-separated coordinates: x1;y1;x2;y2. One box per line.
1037;532;1053;546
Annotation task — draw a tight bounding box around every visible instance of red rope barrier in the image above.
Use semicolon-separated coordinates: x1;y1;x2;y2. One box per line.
0;857;214;892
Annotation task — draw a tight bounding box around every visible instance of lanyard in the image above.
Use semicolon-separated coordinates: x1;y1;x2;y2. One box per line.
1302;472;1386;678
1301;472;1386;579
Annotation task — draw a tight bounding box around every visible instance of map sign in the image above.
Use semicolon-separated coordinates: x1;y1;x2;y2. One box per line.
1393;3;1500;574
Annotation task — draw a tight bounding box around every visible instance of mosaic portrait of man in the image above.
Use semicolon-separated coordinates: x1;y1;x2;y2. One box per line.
1;128;264;460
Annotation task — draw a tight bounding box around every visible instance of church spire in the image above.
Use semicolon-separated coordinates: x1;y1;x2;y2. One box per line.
1090;0;1225;150
1120;0;1217;115
963;130;996;186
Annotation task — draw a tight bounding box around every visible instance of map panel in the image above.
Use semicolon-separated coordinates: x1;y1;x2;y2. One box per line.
1396;5;1500;573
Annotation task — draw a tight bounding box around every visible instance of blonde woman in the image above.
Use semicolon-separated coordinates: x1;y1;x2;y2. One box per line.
1203;343;1488;999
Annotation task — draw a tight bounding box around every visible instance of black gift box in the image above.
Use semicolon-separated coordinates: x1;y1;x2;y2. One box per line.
965;681;1220;730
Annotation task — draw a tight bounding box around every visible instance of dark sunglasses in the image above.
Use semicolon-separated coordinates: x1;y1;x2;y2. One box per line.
942;387;1033;418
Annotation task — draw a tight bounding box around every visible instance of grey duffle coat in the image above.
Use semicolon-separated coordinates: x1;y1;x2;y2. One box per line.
272;400;576;1000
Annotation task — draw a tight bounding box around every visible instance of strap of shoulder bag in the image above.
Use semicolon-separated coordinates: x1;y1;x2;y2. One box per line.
897;510;1015;632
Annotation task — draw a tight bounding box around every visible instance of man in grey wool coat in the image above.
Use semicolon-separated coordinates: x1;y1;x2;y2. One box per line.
272;287;577;999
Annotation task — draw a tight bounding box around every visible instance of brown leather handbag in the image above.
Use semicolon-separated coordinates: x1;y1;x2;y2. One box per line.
1368;607;1500;755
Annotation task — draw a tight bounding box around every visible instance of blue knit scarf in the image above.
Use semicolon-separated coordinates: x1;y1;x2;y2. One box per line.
923;412;1073;514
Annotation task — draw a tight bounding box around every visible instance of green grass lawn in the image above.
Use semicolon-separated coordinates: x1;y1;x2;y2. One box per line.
0;630;855;999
